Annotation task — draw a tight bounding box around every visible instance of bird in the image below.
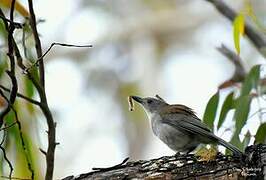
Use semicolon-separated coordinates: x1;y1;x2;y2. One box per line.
130;95;242;155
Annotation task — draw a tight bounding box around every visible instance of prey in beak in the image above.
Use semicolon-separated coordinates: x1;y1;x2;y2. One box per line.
131;96;143;104
128;96;143;111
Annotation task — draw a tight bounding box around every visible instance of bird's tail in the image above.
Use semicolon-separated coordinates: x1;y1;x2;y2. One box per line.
217;137;242;156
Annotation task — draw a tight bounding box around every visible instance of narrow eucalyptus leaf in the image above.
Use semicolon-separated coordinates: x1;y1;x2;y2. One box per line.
203;92;220;131
234;95;252;135
255;123;266;143
218;92;234;130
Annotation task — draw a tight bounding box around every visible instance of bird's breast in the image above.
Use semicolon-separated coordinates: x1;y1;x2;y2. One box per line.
150;114;198;151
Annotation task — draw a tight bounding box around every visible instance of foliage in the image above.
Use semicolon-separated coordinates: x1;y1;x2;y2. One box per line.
233;13;244;55
203;0;266;151
203;92;219;131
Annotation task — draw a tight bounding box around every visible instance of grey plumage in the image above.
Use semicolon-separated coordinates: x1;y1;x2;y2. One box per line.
131;95;242;155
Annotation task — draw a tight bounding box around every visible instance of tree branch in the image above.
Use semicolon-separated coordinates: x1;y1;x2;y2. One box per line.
63;144;266;180
27;1;56;179
25;42;92;72
27;0;45;88
0;0;18;137
217;44;246;87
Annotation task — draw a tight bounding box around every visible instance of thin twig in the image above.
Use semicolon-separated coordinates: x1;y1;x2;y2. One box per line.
0;15;23;29
0;122;17;131
248;108;266;120
0;176;31;180
39;148;47;156
92;157;130;171
217;44;246;82
0;130;7;146
0;146;13;179
25;42;93;72
11;107;34;179
0;84;41;106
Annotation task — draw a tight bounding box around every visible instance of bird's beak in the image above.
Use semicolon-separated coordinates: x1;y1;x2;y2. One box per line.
131;96;143;104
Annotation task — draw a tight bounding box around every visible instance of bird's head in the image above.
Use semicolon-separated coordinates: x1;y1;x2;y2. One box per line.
131;95;168;115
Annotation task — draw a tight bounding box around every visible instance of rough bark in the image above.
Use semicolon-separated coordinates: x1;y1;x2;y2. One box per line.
62;144;266;180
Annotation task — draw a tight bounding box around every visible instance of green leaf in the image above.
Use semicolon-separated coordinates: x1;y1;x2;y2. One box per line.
24;77;35;98
203;92;219;131
23;77;36;113
217;92;234;130
255;123;266;143
241;65;260;96
242;130;251;149
233;13;245;54
234;95;252;135
0;54;7;78
227;134;242;154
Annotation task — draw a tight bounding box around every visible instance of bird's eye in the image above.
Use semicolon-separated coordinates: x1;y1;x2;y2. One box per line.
147;99;152;104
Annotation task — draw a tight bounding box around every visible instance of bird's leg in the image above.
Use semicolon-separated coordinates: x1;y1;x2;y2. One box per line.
174;152;181;157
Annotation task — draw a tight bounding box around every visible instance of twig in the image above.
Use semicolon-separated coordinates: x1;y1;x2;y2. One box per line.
0;176;31;180
0;121;17;131
217;44;246;82
0;130;7;146
39;148;47;156
0;146;13;179
0;84;41;106
25;42;93;72
92;157;130;171
0;88;9;104
11;107;34;179
0;15;23;29
206;0;266;57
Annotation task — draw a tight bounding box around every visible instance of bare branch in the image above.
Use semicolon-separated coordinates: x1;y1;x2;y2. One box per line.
92;157;130;171
26;42;93;72
12;107;34;179
0;146;13;179
0;15;23;28
27;0;45;88
217;44;246;82
0;176;31;180
0;122;17;131
39;148;47;156
0;0;18;135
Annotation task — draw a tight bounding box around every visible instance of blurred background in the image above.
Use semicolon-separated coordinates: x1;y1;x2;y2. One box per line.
0;0;265;179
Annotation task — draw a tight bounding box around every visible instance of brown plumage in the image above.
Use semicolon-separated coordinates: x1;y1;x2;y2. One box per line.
159;104;199;120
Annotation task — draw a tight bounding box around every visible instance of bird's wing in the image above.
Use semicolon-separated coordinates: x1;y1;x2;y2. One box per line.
160;109;243;155
160;112;216;141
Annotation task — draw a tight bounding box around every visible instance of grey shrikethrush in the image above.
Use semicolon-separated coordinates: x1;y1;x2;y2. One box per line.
130;95;242;155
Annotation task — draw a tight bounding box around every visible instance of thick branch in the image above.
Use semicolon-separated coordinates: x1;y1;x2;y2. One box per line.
63;144;266;180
